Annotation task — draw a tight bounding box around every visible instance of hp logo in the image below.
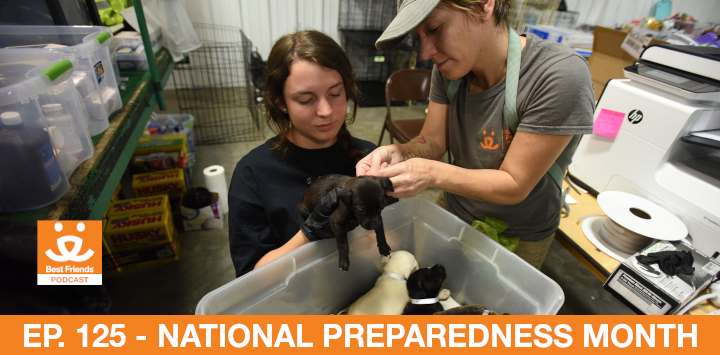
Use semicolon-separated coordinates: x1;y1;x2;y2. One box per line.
628;109;644;124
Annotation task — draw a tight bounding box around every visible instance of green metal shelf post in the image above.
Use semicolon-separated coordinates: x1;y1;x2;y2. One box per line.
133;0;167;110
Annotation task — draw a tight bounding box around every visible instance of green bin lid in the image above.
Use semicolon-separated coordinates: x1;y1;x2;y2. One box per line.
42;59;73;81
95;31;112;45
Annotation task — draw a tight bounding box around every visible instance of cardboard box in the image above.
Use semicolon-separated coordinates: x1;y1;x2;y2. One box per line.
113;31;163;55
115;44;149;71
181;192;224;231
604;240;720;315
104;209;175;252
588;27;666;100
524;25;594;48
107;195;170;218
132;169;187;198
135;133;187;156
113;239;177;267
132;151;186;174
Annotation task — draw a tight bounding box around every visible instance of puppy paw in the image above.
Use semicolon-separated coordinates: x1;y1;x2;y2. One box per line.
339;258;350;272
378;243;391;257
438;289;451;301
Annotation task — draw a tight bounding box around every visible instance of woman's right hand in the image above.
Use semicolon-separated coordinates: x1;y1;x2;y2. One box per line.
356;145;404;176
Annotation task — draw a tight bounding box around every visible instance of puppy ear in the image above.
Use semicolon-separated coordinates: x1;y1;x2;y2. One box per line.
338;187;353;208
379;177;394;192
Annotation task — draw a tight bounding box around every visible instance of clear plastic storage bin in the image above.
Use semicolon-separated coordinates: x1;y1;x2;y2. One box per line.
150;113;196;153
0;25;123;136
0;51;94;212
196;198;565;315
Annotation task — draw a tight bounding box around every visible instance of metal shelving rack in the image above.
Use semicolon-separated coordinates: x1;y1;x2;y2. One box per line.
1;0;176;224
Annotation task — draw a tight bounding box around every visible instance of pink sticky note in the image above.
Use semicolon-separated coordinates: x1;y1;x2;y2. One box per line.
593;108;625;138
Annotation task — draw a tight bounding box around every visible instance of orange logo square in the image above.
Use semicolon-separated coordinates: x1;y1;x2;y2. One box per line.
37;221;102;285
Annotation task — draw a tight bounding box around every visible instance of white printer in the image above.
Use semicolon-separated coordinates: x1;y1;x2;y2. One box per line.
570;44;720;258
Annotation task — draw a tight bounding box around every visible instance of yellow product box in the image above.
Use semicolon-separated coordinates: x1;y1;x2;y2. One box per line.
104;209;175;253
134;134;187;156
132;169;187;198
113;238;178;267
107;195;169;218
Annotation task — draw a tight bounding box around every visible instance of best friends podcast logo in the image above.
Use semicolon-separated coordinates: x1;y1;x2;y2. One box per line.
37;221;102;285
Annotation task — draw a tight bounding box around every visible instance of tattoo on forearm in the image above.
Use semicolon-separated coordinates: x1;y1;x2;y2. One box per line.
402;151;432;161
405;135;433;161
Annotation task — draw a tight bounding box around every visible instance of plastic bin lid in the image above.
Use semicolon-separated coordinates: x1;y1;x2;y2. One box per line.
0;49;76;107
0;25;114;58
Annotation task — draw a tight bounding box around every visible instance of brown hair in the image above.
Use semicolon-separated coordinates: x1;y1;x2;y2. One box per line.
439;0;513;26
263;30;364;162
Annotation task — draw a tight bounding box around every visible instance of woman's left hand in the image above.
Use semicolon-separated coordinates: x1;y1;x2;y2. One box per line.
369;158;436;198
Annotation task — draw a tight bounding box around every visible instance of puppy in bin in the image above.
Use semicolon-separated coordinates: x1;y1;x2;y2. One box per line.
402;264;450;315
298;174;393;271
347;251;418;315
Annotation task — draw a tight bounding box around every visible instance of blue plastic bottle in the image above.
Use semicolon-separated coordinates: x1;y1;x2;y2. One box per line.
0;111;67;211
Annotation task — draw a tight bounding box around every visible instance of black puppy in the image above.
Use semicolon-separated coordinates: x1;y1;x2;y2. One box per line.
298;174;394;271
402;264;447;315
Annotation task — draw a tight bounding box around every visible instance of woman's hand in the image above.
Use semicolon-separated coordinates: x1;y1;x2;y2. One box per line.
370;158;437;198
356;145;404;176
254;230;310;270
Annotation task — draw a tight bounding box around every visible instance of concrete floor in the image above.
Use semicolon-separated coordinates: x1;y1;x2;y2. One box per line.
103;102;634;315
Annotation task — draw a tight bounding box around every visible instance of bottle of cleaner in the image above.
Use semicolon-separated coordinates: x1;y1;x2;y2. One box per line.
42;103;83;155
0;111;66;210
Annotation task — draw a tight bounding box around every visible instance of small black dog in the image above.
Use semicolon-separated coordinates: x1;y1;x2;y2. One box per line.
299;174;393;271
402;264;447;315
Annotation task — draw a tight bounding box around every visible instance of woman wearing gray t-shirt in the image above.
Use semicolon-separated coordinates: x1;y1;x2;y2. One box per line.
357;0;595;269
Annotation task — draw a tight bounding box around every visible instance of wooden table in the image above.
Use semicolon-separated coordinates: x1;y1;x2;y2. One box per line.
556;180;719;315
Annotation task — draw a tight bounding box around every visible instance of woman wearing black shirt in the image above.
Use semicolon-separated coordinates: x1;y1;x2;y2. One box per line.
228;30;377;277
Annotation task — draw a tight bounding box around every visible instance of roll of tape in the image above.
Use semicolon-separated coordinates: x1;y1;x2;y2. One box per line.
597;191;687;241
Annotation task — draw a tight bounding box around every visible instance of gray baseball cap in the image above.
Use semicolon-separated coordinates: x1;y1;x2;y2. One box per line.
376;0;441;51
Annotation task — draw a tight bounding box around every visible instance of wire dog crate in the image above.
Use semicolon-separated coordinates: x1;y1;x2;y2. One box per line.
509;0;563;32
170;23;262;145
551;11;580;29
339;0;397;31
341;31;393;82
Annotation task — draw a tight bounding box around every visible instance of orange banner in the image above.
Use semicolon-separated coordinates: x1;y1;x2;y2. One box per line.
1;315;715;353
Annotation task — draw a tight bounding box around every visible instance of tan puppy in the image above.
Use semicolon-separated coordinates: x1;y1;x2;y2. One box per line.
347;251;418;315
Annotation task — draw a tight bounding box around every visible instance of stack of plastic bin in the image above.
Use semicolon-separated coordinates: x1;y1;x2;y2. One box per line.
0;25;123;136
0;51;94;213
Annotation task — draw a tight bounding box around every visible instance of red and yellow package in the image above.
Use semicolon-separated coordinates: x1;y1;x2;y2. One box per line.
107;195;169;218
103;209;175;252
132;168;186;198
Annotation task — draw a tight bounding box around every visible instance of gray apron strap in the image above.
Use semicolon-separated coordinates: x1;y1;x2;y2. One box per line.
447;27;564;190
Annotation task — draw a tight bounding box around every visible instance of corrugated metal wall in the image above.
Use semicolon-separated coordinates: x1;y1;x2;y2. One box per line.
177;0;339;60
171;0;719;61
